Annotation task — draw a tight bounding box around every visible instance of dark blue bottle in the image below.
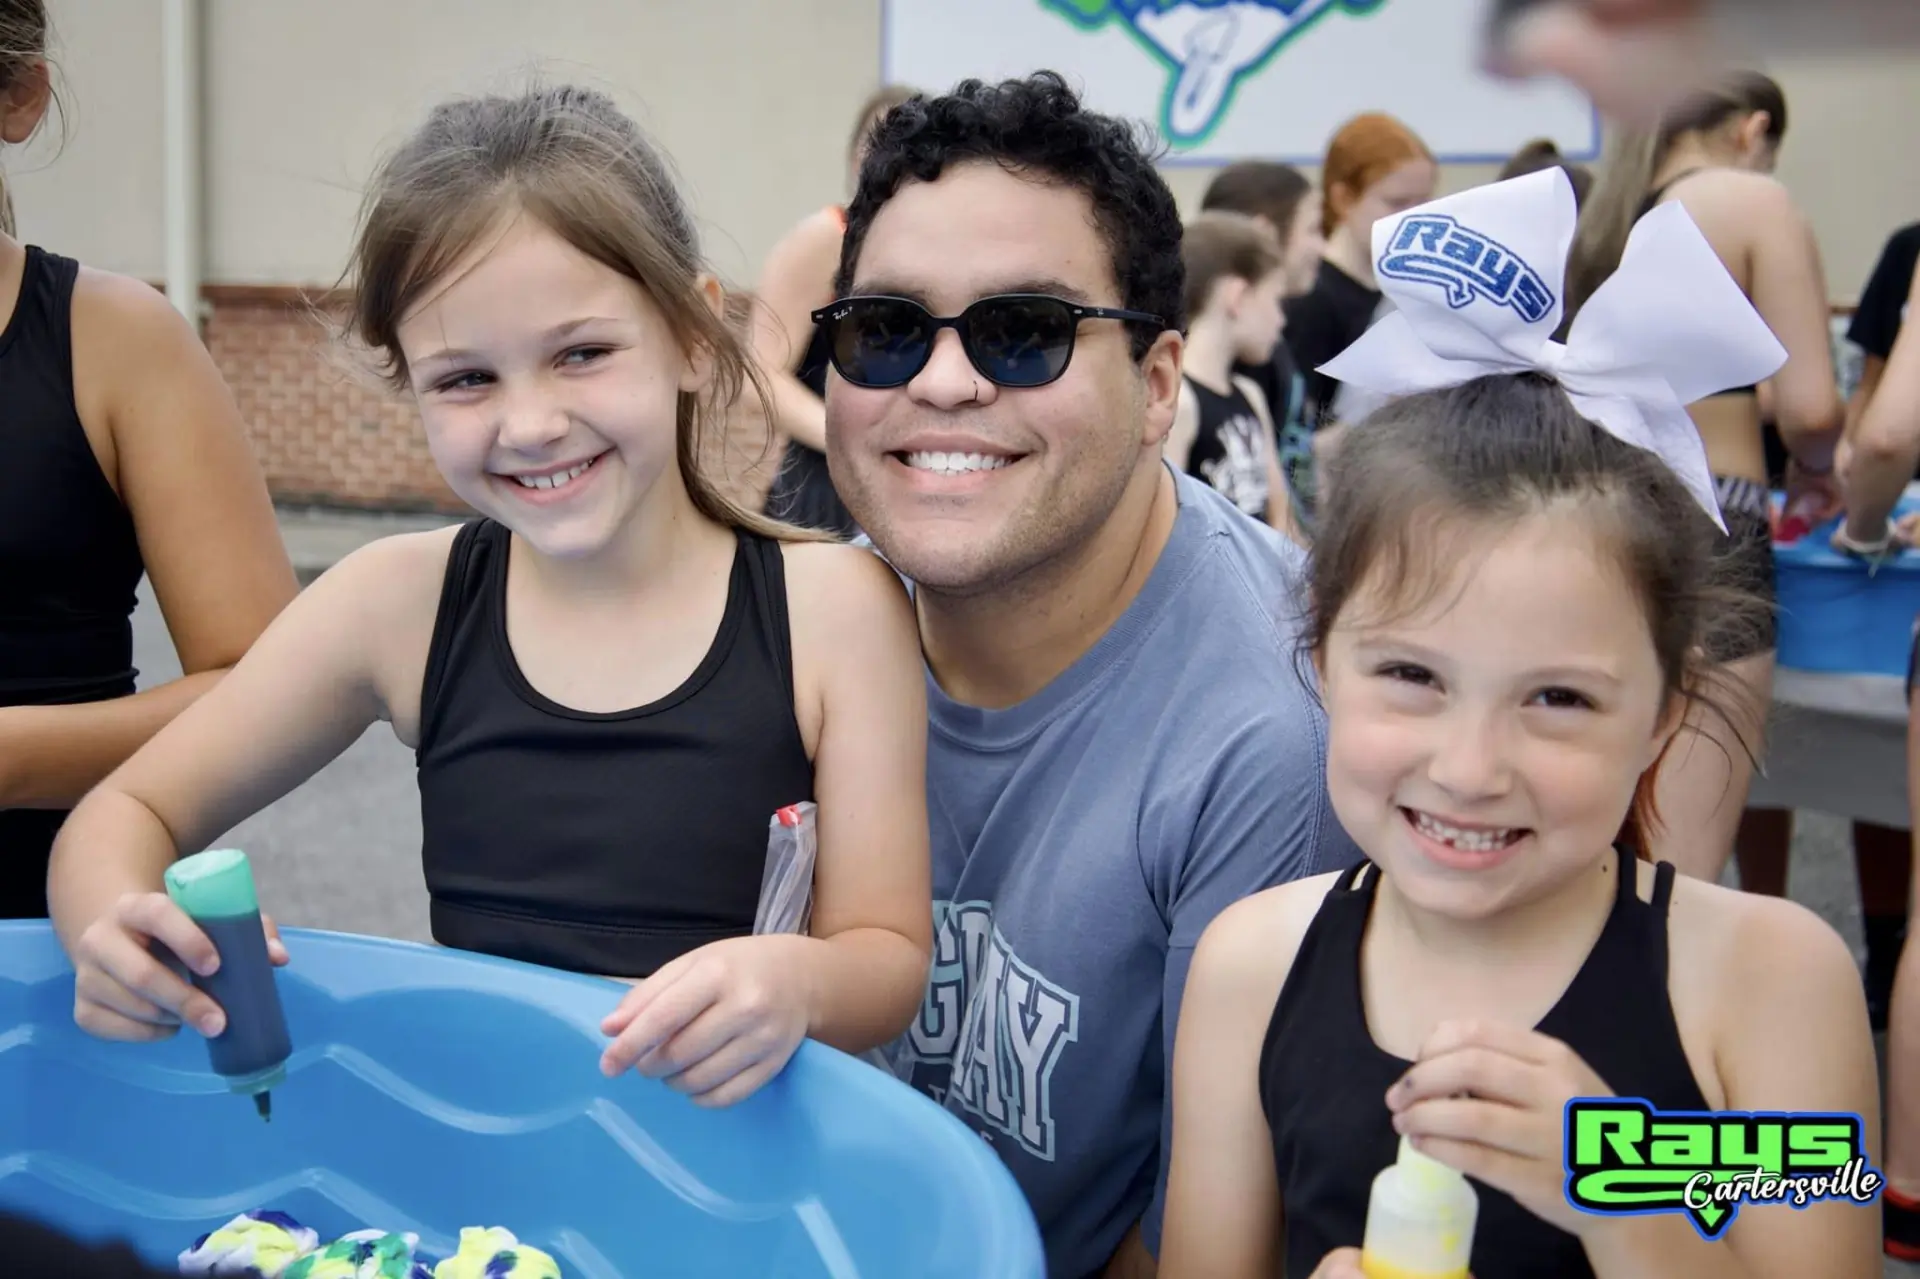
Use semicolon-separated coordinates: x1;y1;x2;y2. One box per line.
163;849;291;1120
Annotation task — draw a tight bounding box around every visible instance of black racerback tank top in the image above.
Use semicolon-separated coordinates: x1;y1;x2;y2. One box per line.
1182;376;1271;518
1638;167;1709;221
1260;847;1711;1279
415;519;815;977
0;246;145;919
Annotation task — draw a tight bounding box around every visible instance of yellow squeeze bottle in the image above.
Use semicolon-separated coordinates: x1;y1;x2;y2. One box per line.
1359;1136;1479;1279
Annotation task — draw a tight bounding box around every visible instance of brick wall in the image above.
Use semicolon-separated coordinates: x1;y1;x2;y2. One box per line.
203;287;461;513
200;286;786;518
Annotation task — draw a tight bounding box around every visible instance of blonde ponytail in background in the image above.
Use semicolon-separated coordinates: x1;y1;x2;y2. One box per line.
1565;71;1787;324
1563;127;1661;321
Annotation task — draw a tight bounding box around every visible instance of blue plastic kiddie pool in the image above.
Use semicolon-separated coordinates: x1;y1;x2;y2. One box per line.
1773;490;1920;679
0;922;1044;1278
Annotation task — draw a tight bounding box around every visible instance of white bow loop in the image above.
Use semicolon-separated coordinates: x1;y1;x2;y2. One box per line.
1317;167;1789;531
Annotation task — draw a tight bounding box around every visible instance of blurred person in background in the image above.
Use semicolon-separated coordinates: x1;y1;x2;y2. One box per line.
1498;136;1594;207
1198;162;1322;532
1829;219;1920;1265
1198;162;1322;438
1738;220;1920;1041
1166;212;1293;533
0;0;297;920
1565;70;1842;886
1483;0;1920;123
751;85;918;538
700;288;786;514
1839;220;1920;553
1284;112;1435;439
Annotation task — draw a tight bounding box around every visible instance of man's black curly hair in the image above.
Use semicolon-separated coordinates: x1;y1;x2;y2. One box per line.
834;71;1184;359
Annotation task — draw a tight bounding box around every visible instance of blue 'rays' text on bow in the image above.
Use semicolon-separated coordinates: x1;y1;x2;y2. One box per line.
1378;214;1557;323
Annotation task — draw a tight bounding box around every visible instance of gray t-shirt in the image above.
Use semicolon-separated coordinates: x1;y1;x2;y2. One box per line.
883;467;1358;1278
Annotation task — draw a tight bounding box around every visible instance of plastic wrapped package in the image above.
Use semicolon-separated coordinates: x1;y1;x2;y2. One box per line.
755;803;899;1074
753;803;819;937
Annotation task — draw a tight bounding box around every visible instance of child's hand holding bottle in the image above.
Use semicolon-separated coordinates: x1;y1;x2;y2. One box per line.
69;889;289;1042
597;934;818;1107
1385;1019;1614;1238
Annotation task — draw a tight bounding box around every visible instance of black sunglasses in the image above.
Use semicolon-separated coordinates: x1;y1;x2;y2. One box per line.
809;293;1165;390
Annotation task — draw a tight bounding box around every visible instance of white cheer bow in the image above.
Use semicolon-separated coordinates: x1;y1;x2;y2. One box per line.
1317;167;1789;531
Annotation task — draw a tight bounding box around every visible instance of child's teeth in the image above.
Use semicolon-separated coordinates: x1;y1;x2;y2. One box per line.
1414;810;1516;853
513;458;594;489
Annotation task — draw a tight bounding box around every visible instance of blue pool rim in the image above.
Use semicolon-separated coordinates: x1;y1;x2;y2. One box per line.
0;921;1046;1278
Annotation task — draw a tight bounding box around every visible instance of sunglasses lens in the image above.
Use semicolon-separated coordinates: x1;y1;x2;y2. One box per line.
827;298;932;388
966;297;1076;387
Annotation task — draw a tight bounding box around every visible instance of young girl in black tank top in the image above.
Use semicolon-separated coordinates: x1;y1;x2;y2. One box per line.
1170;213;1291;532
752;88;919;540
0;2;297;920
45;85;932;1110
1159;173;1881;1278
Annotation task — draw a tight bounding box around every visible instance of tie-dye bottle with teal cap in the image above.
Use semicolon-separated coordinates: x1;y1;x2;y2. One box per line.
164;848;292;1121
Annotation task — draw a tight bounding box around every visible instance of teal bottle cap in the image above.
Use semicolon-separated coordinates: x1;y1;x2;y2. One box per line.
164;849;259;920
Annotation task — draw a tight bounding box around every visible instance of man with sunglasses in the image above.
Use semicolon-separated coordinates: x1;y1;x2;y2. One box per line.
814;73;1355;1279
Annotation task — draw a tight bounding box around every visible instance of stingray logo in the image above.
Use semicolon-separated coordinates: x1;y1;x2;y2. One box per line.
1042;0;1386;145
1379;213;1557;324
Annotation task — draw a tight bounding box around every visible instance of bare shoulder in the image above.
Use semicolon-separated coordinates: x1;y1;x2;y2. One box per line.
311;524;463;634
780;540;915;643
1192;870;1345;1000
1668;871;1851;967
1723;884;1857;980
777;540;921;763
1668;171;1806;237
760;208;846;288
1669;167;1796;206
781;538;907;597
68;267;202;379
325;521;463;578
306;524;465;734
1666;871;1860;1026
70;264;180;330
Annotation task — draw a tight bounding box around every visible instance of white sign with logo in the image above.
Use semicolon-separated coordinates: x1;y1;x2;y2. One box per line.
880;0;1600;165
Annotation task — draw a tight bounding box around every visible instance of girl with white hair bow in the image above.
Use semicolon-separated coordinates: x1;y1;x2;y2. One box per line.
1157;169;1880;1279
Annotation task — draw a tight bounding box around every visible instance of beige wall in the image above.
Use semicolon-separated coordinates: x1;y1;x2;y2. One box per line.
8;0;1916;302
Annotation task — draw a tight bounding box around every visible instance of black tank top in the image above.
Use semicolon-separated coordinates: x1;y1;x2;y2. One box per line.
762;208;859;540
763;322;859;538
1259;848;1710;1279
415;519;815;977
1638;167;1709;220
0;247;145;919
1182;376;1270;518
